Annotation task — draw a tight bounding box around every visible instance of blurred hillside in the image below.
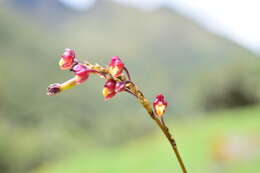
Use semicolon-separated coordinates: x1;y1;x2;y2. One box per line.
0;1;260;173
2;0;260;114
8;0;80;25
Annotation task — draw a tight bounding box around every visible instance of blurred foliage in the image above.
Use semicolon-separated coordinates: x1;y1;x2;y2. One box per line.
33;106;260;173
0;1;260;173
194;60;260;111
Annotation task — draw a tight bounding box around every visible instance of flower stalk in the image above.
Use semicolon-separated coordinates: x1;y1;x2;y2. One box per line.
47;49;188;173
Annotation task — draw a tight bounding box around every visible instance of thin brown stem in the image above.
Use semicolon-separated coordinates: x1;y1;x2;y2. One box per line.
161;116;166;127
125;89;138;98
155;116;187;173
123;67;131;81
127;88;188;173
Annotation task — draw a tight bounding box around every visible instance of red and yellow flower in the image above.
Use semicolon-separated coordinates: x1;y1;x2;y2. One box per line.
108;56;124;77
103;79;117;100
102;79;126;100
153;94;168;117
59;48;76;70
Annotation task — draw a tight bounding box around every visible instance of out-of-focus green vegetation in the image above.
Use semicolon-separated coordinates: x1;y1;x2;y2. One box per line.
0;1;260;173
194;61;260;111
32;106;260;173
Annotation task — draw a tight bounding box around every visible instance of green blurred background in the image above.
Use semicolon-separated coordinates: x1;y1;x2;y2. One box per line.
0;0;260;173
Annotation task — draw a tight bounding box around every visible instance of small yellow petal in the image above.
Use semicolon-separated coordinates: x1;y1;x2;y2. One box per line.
103;87;109;97
155;104;166;117
59;58;65;67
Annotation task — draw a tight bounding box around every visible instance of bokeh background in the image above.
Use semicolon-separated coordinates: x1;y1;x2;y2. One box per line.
0;0;260;173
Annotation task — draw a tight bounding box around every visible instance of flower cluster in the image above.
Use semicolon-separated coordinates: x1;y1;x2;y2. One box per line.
47;49;96;96
47;48;168;117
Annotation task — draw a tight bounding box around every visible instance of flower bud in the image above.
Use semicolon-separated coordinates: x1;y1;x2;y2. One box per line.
59;48;75;70
47;78;78;96
47;83;61;96
103;79;117;100
153;94;168;117
108;56;124;77
73;64;90;84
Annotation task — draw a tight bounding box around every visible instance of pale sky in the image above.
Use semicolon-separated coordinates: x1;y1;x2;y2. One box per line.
59;0;95;10
58;0;260;54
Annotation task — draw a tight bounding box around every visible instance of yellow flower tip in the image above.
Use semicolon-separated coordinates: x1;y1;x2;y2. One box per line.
59;59;66;69
102;87;109;98
102;86;116;100
59;58;73;70
155;104;166;117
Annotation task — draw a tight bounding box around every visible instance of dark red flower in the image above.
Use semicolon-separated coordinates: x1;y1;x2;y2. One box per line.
103;79;117;100
153;94;168;117
108;56;124;77
59;48;76;70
